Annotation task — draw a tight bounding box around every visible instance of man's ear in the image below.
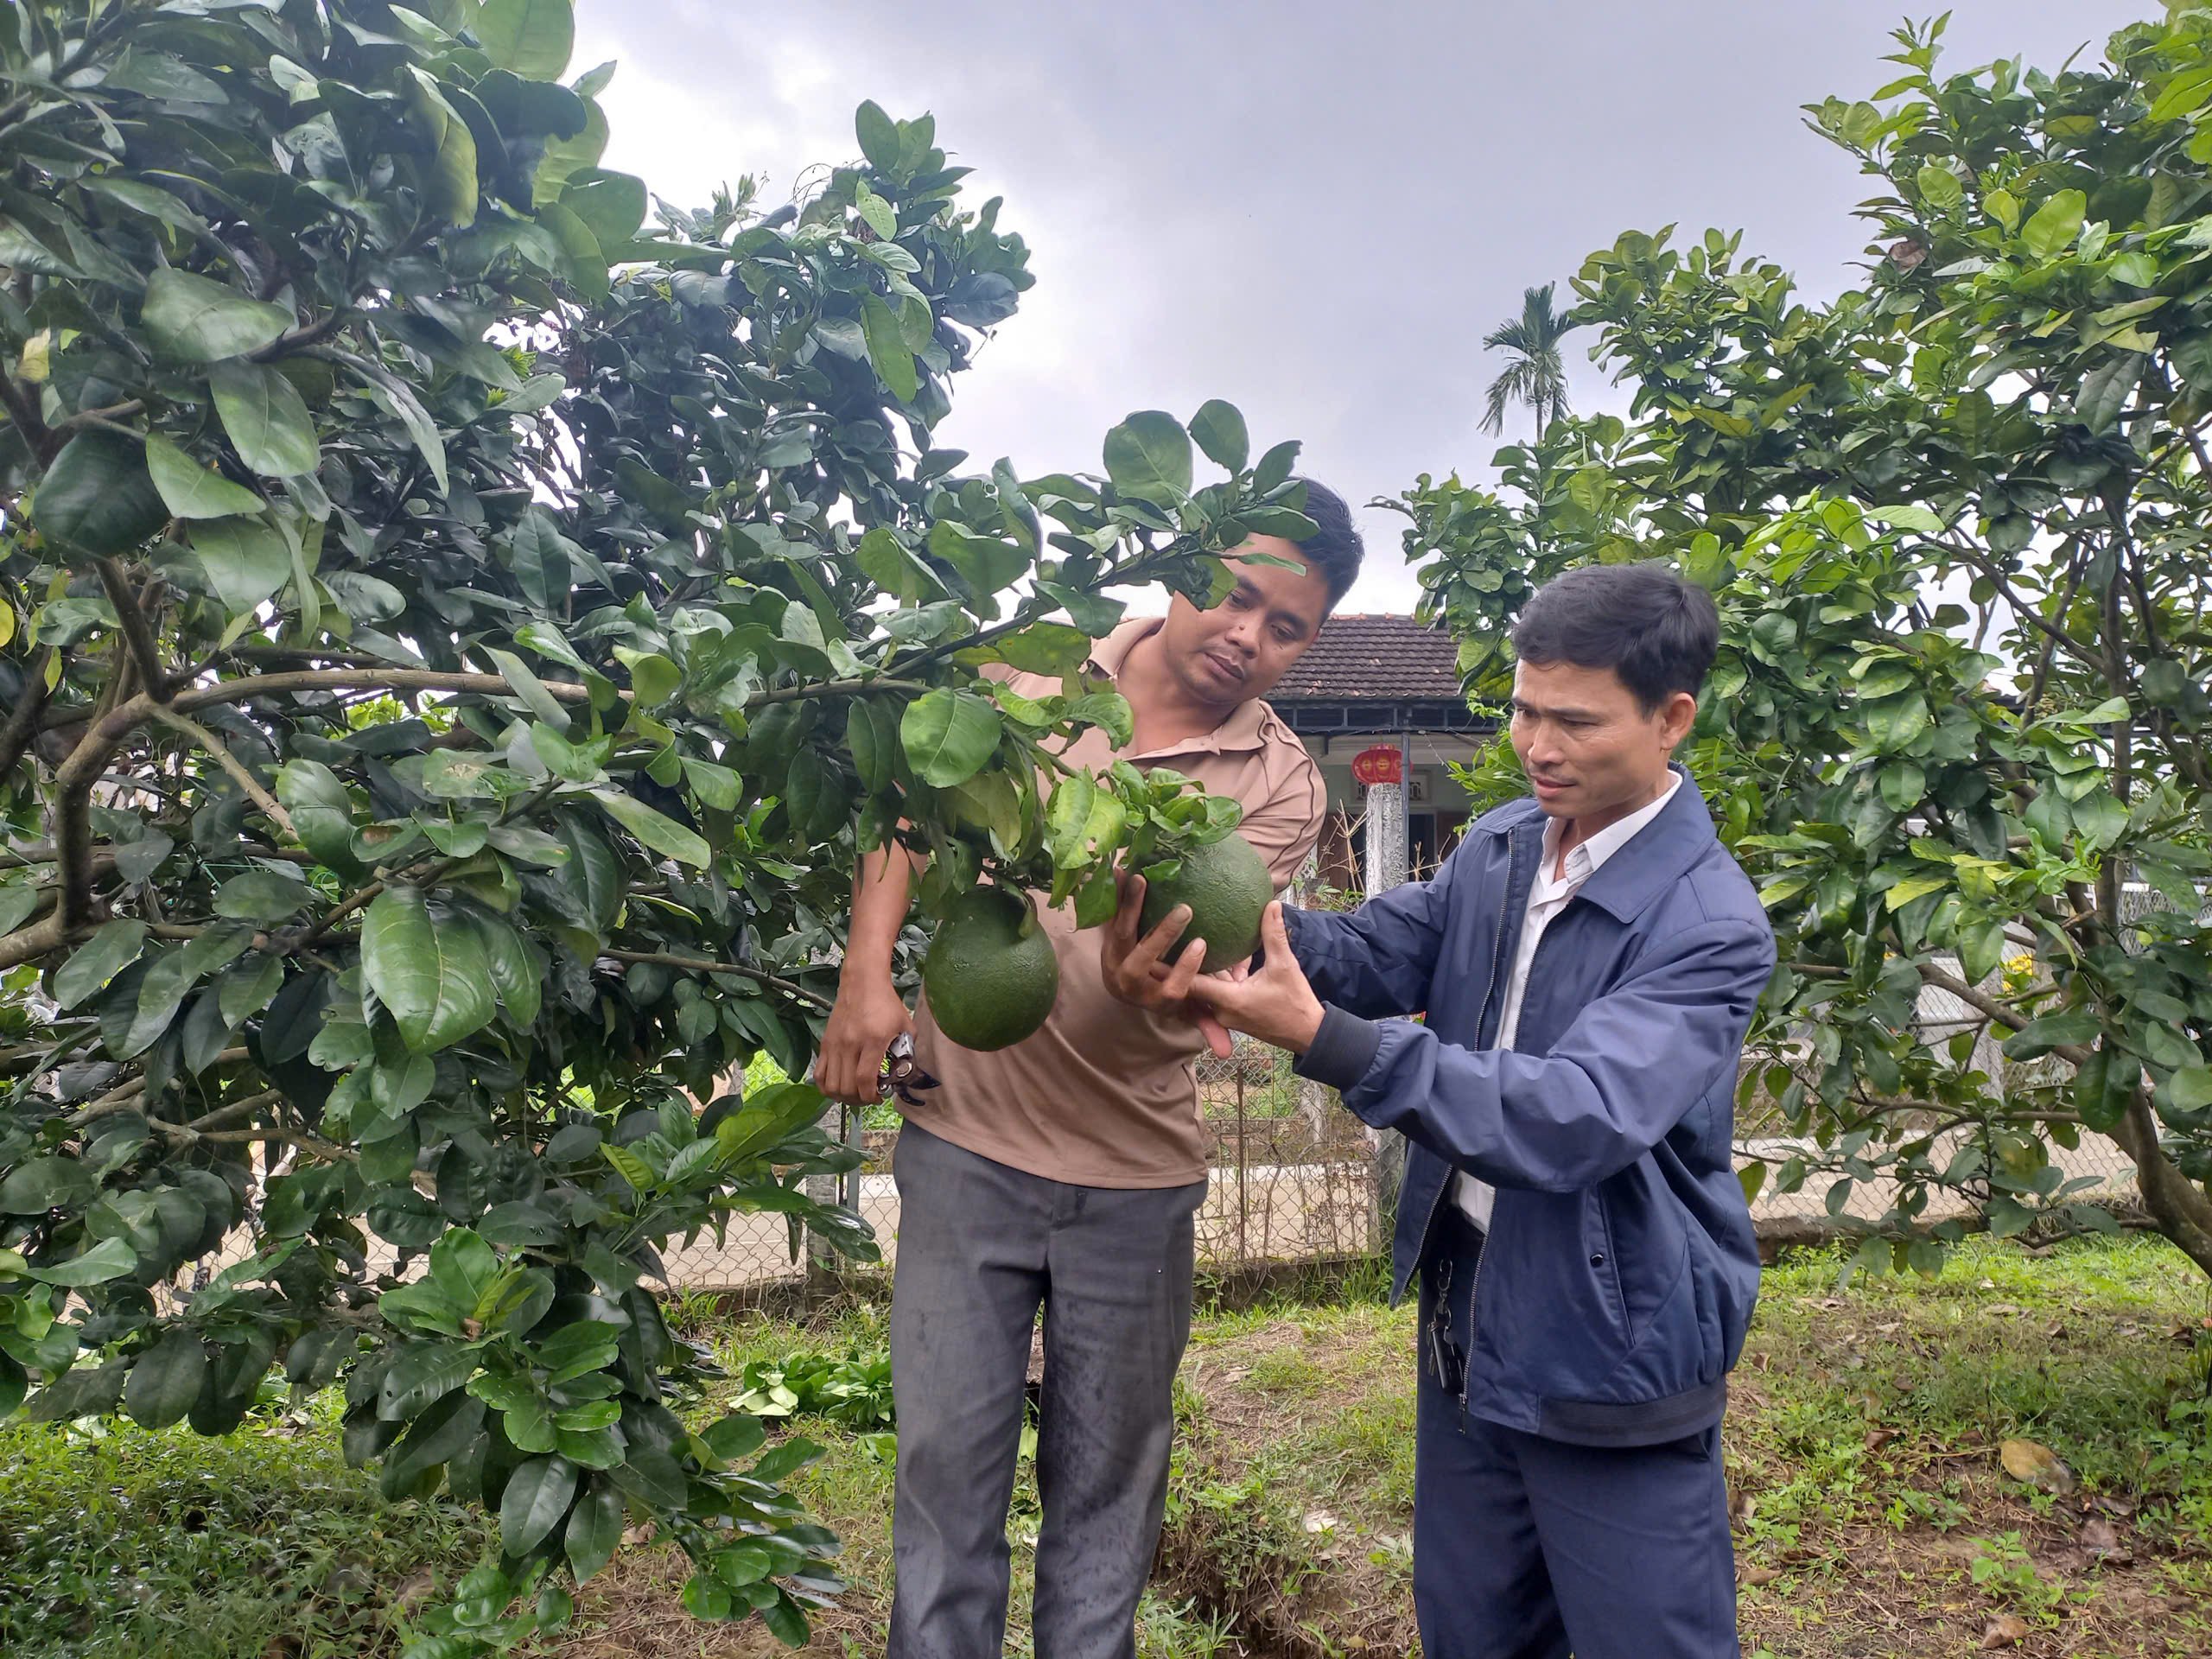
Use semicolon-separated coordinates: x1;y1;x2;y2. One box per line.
1660;690;1699;751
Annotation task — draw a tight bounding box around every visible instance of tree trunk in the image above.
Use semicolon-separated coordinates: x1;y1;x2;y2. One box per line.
2109;1093;2212;1276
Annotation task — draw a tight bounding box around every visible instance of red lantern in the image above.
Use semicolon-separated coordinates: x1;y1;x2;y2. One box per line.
1351;745;1403;787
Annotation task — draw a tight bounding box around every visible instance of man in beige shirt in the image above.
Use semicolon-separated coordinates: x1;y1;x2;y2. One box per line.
817;483;1362;1658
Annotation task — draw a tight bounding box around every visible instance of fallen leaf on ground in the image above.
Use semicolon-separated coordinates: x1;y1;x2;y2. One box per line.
1742;1565;1782;1586
1982;1614;2030;1649
1866;1426;1897;1453
2082;1515;2131;1562
2000;1436;2076;1494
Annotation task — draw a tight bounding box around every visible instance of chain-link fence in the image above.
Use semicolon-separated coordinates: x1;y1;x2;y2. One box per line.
645;1042;1386;1300
645;884;2177;1300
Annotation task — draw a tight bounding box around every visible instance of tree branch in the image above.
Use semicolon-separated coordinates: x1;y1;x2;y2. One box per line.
601;947;835;1013
150;707;296;839
0;350;55;465
53;311;356;437
0;645;57;780
0;906;69;972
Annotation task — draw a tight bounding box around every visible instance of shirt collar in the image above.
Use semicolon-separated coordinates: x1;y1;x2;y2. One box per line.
1539;772;1682;886
1087;614;1270;758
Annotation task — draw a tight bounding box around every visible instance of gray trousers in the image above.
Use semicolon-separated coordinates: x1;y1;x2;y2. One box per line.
887;1122;1206;1659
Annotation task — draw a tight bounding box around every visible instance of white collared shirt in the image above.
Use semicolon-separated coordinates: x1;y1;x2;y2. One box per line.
1454;774;1682;1229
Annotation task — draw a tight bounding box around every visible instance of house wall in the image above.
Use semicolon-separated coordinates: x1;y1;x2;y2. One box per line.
1299;733;1487;889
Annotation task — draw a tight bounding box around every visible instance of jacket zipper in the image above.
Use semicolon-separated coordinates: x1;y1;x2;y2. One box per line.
1452;828;1528;1407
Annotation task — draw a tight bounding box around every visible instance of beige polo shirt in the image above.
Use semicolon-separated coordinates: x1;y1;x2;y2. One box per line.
906;616;1327;1189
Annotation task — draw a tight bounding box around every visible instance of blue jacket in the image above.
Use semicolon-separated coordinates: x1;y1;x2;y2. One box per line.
1287;772;1776;1446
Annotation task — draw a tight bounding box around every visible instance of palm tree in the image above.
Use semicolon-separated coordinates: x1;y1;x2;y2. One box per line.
1479;283;1580;438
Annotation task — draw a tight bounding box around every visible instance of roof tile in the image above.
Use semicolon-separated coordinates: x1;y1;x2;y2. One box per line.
1269;613;1465;702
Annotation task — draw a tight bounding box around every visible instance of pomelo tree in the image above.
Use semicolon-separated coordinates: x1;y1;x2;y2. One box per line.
1402;10;2212;1278
0;2;1313;1649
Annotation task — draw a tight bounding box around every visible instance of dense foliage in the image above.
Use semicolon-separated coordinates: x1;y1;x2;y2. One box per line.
1405;11;2212;1278
0;2;1317;1649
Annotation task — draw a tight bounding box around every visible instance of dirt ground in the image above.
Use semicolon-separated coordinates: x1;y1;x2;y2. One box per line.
552;1237;2212;1659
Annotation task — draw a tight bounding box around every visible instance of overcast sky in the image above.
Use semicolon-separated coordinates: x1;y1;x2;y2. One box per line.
570;1;2150;613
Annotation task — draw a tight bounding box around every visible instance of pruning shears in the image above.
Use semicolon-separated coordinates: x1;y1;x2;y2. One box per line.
879;1031;938;1108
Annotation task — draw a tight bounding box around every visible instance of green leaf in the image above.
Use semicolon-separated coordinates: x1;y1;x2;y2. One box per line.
32;430;168;556
855;100;901;171
1103;410;1193;505
847;699;900;793
761;1594;810;1647
475;0;575;79
2169;1065;2212;1113
0;1156;96;1215
2075;355;2140;433
0;885;38;936
365;373;448;494
485;648;569;732
502;508;575;613
534;1320;622;1383
683;1571;734;1620
562;170;648;248
403;67;480;228
124;1332;207;1431
1188;400;1249;474
527;721;600;783
2000;1008;2101;1061
144;434;264;520
429;1229;500;1315
277;760;361;875
855;525;948;606
361;887;499;1052
929;520;1030;603
1865;503;1943;535
1251;439;1300;494
384;1391;486;1490
983;622;1090;676
1883;873;1949;911
565;1479;624;1583
219;955;286;1027
186;517;293;615
600;1141;655;1193
854;180;897;240
210;359;320;478
378;1342;479;1421
27;1236;138;1287
213;868;318;924
2020;188;2087;261
591;788;711;869
142;270;293;363
900;690;1002;788
1914;162;1962;212
861;293;917;404
473;914;543;1029
52;920;150;1009
121;926;252;1058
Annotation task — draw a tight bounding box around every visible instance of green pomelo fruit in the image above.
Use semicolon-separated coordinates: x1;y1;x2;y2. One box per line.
1138;831;1272;969
924;886;1059;1052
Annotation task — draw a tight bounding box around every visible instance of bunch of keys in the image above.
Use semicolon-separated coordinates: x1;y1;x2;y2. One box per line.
880;1031;938;1109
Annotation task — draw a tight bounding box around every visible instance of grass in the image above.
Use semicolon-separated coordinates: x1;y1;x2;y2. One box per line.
0;1389;493;1658
3;1235;2209;1657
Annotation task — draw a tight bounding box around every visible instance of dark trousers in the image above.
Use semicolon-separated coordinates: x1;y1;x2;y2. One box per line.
887;1122;1206;1659
1414;1211;1739;1659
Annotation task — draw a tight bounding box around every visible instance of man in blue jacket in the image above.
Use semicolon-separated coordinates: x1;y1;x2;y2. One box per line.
1114;563;1775;1658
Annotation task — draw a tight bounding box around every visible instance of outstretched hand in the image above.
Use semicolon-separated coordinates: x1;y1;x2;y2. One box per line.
1183;903;1325;1056
1098;870;1236;1058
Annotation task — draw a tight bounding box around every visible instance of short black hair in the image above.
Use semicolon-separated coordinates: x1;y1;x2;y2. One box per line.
1511;562;1719;713
1286;478;1363;608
